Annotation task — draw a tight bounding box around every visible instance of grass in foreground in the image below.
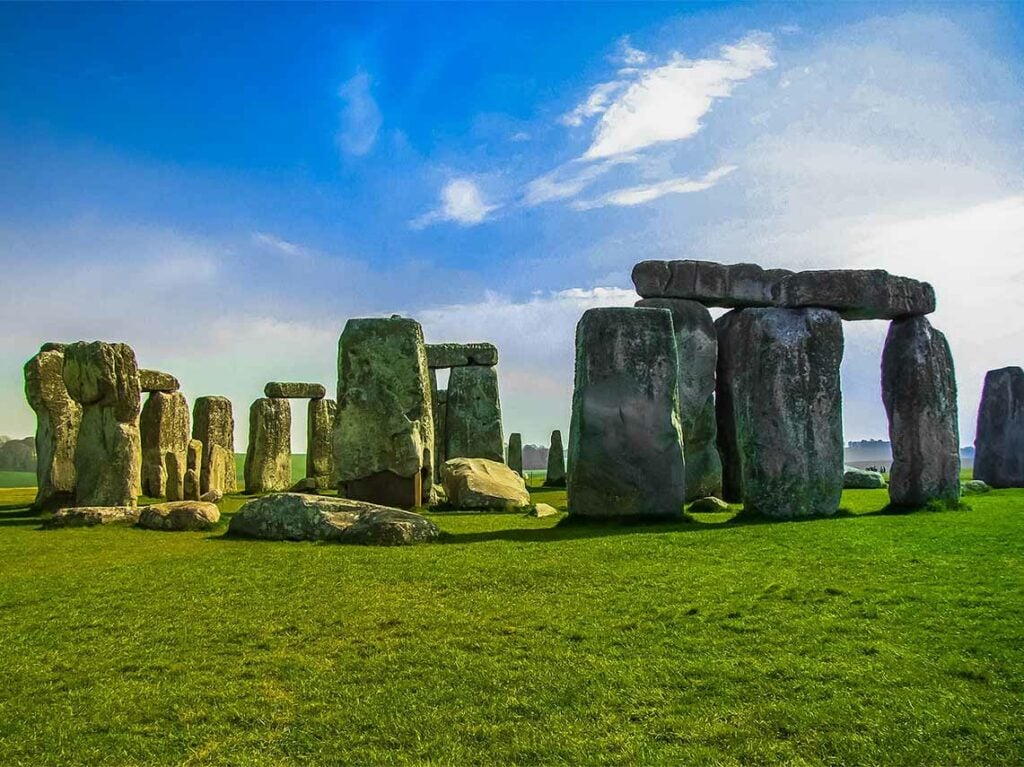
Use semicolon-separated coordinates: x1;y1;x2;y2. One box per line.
0;483;1021;766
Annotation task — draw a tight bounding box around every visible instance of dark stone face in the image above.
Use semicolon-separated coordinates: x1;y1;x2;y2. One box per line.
974;366;1024;488
445;366;504;464
545;429;566;487
343;470;422;510
426;343;498;369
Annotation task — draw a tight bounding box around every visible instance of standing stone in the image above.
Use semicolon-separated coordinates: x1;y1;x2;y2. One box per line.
567;307;686;518
637;297;722;500
974;367;1024;487
507;432;523;477
333;316;434;509
716;308;844;518
183;439;202;501
434;389;448;483
192;396;236;495
62;341;142;507
545;429;566;487
140;391;190;498
306;398;336;489
24;345;81;510
882;316;961;507
244;398;292;494
446;366;504;464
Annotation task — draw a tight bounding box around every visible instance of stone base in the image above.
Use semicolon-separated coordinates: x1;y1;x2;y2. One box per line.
342;471;422;510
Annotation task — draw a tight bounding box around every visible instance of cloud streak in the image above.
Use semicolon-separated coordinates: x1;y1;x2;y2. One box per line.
337;71;382;157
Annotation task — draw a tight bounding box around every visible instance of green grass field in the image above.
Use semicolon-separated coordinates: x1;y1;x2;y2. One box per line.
0;475;1021;765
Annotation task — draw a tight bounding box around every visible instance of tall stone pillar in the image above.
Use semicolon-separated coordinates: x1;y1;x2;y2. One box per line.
882;316;960;507
974;366;1024;487
244;397;292;494
140;390;190;498
192;396;236;495
306;398;336;489
24;344;81;510
446;366;504;464
568;307;685;519
507;432;523;476
545;429;566;487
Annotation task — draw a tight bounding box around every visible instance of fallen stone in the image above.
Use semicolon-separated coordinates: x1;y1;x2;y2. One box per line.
138;369;180;393
568;307;686;518
441;457;530;510
961;480;991;495
688;496;730;513
306;397;336;485
199;489;223;504
974;366;1024;488
44;506;140;528
445;366;504;464
426;343;498;368
637;297;723;500
138;501;220;531
244;397;292;494
716;308;844;518
507;432;523;476
545;429;566;487
882;316;961;507
140;391;190;498
192;396;236;495
843;466;887;489
528;503;560;518
227;493;439;545
290;476;326;494
24;345;81;509
264;382;327;399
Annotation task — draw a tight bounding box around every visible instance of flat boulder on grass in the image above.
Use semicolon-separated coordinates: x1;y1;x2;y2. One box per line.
44;506;140;528
527;503;560;518
688;496;729;513
843;466;887;489
138;501;220;531
962;480;991;495
228;493;439;545
441;457;530;510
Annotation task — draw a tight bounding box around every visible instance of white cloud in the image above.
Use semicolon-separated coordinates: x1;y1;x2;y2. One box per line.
412;178;498;228
572;165;737;210
559;80;626;128
336;71;381;157
523;155;637;205
252;231;309;258
614;36;649;67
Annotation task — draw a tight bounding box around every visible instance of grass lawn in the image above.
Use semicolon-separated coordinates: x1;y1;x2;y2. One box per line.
0;479;1021;765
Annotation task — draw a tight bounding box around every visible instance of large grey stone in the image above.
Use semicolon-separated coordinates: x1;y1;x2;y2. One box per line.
181;439;202;501
843;466;887;489
62;341;141;507
632;259;936;320
716;308;844;518
882;316;961;507
138;369;180;393
138;501;220;531
244;397;291;494
637;298;723;501
306;397;336;488
507;433;523;476
0;437;36;471
228;493;439;545
333;316;434;508
567;307;686;518
24;346;81;509
44;506;140;528
441;457;530;510
974;366;1024;488
264;382;327;399
545;429;566;487
446;366;504;464
140;391;190;498
426;343;498;368
192;396;236;495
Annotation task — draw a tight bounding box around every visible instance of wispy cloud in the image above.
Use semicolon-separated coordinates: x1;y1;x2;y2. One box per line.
336;71;381;157
252;231;310;258
411;178;498;228
572;165;737;210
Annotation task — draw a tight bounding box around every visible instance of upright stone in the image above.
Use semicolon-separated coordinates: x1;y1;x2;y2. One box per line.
882;316;961;507
446;366;504;464
567;307;686;518
24;345;81;509
62;341;142;507
192;396;236;495
434;389;448;483
140;391;190;498
716;308;844;518
183;439;202;501
244;398;292;494
306;398;336;489
507;433;523;477
974;367;1024;487
637;297;723;500
333;316;434;509
545;429;566;487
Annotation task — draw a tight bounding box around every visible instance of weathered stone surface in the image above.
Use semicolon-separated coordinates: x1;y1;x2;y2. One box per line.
138;501;220;531
637;298;723;500
426;343;498;368
882;316;961;507
0;437;36;471
843;466;886;489
446;366;504;464
138;369;180;393
182;439;203;501
306;398;336;483
244;398;291;494
333;316;433;508
264;382;327;399
192;396;236;495
633;260;936;320
62;342;141;507
962;480;991;495
528;502;560;518
507;433;523;476
689;496;730;512
567;307;686;519
545;429;566;487
25;346;81;506
44;506;139;528
200;489;224;504
228;493;439;545
441;457;531;510
433;388;448;483
974;366;1024;488
716;308;844;518
140;391;190;498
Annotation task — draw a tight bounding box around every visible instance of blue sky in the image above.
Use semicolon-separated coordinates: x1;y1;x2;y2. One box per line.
2;2;1024;451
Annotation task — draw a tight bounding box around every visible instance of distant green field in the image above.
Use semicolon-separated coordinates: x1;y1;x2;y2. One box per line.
0;470;35;488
